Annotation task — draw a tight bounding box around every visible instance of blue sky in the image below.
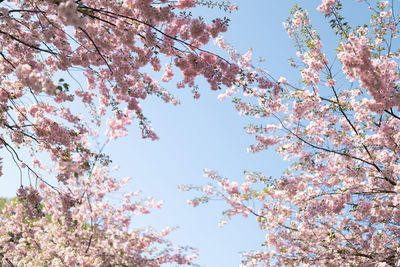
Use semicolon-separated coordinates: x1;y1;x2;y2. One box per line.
0;1;372;266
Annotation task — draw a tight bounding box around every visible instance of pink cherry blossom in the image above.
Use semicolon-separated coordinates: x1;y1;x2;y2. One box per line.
186;1;400;265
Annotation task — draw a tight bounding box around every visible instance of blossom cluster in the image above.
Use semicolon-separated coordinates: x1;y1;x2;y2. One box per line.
16;64;58;95
58;0;85;27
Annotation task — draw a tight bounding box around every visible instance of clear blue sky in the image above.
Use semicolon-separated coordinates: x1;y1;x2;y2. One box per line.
0;1;369;266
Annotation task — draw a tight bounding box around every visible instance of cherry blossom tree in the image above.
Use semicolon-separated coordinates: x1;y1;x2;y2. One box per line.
187;0;400;266
4;0;399;265
0;0;245;265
